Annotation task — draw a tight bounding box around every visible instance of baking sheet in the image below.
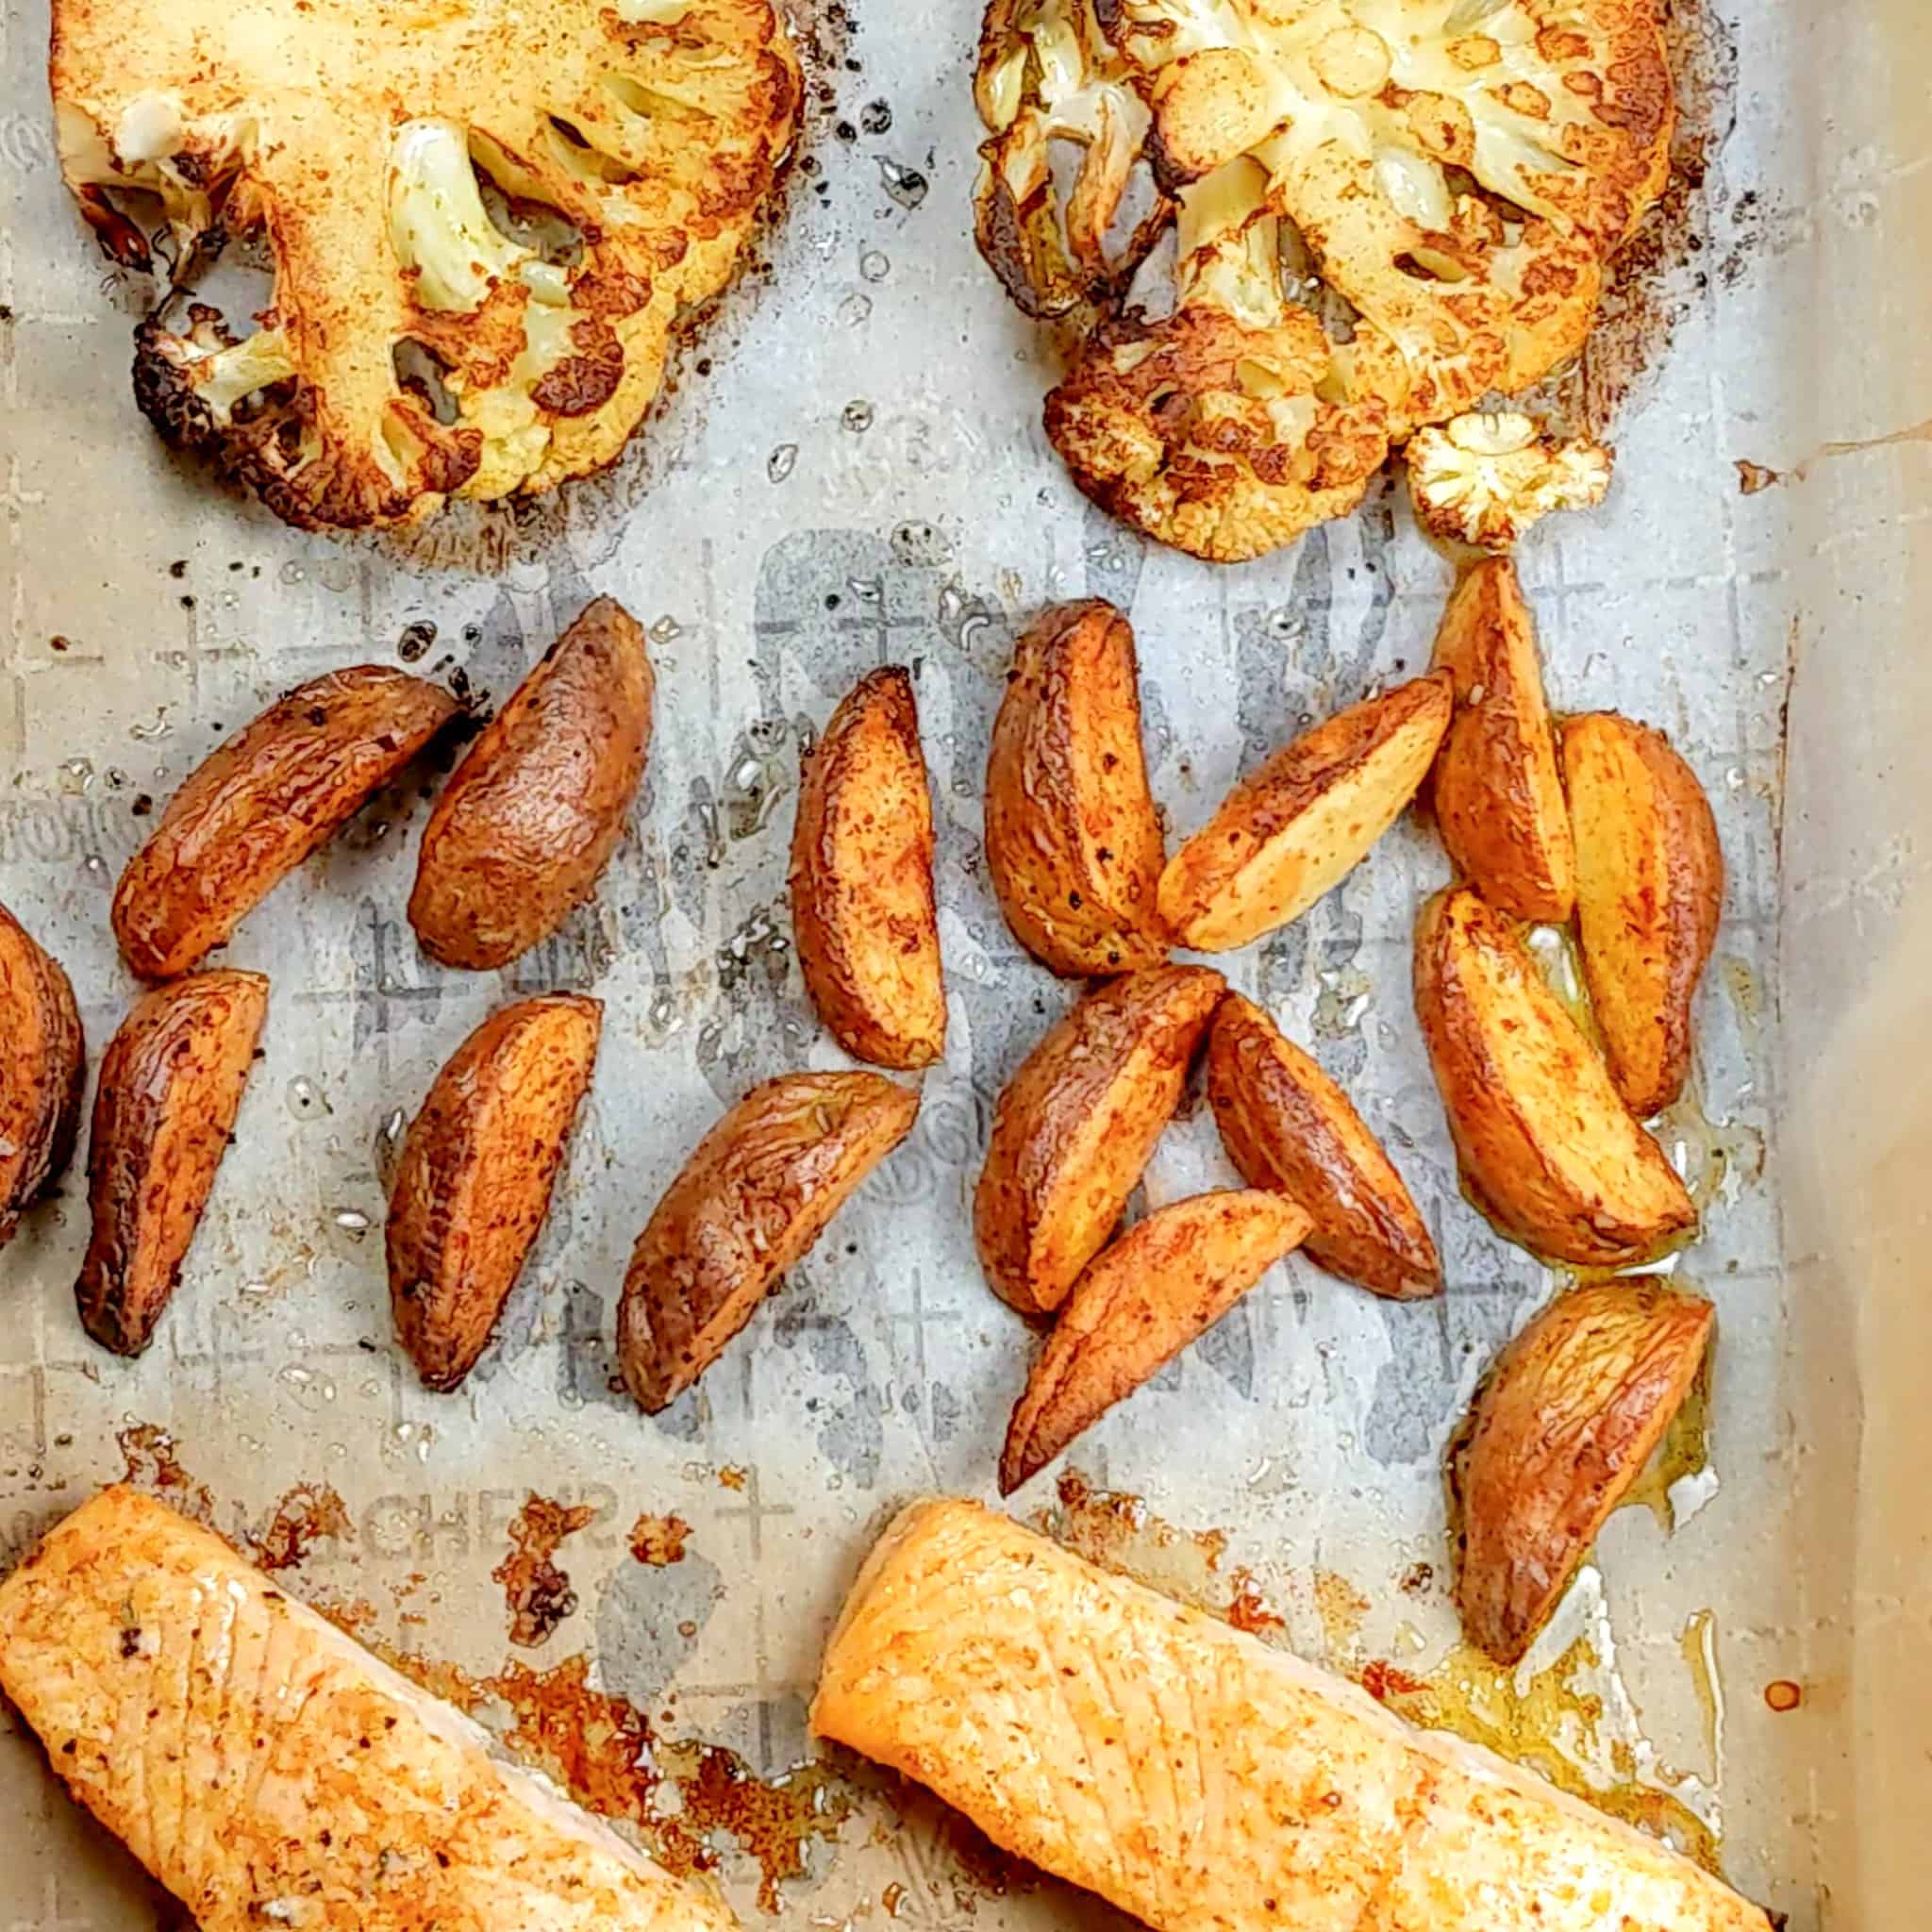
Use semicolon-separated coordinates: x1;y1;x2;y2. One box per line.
0;0;1915;1925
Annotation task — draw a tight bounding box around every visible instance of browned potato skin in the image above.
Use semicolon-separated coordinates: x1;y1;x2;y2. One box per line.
75;971;268;1356
1413;888;1695;1268
113;667;458;981
1158;671;1454;951
410;597;653;970
0;901;86;1247
1206;993;1440;1300
790;666;946;1069
1457;1278;1714;1663
619;1072;919;1412
974;966;1224;1319
999;1189;1311;1493
389;995;603;1392
984;600;1167;977
1562;713;1724;1118
1429;558;1575;923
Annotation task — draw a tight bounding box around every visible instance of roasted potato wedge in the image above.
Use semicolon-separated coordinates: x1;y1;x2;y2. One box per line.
999;1189;1311;1493
790;666;946;1069
1206;993;1440;1300
1413;888;1694;1268
1429;558;1575;923
0;901;85;1247
1562;713;1724;1118
618;1072;918;1411
974;965;1224;1318
389;995;603;1392
113;667;458;981
1457;1277;1714;1664
410;597;653;970
984;600;1168;976
1158;672;1453;951
75;971;268;1355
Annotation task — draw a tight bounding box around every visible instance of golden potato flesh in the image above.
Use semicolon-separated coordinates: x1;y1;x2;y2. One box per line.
1412;887;1695;1268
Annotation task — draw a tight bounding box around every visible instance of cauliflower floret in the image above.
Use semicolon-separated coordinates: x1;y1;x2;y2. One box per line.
974;0;1168;317
1406;410;1613;550
1044;158;1390;562
53;0;799;530
974;0;1671;557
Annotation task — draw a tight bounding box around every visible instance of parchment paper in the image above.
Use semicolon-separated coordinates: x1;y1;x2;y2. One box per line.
0;0;1916;1926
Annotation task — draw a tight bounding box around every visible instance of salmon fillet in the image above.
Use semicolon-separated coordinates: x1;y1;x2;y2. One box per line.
811;1499;1770;1932
0;1487;740;1932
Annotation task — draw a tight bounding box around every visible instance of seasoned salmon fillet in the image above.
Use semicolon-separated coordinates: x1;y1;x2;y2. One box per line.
811;1499;1770;1932
0;1486;740;1932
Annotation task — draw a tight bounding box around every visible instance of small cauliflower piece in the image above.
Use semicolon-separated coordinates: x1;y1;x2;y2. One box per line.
54;0;799;530
1043;158;1391;562
974;0;1672;558
1407;411;1613;550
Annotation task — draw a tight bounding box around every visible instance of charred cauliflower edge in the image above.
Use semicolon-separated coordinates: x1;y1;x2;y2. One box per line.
975;0;1671;562
51;0;800;531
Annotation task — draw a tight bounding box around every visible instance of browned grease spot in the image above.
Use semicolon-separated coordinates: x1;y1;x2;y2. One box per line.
717;1465;748;1491
493;1493;596;1647
364;1643;853;1912
1359;1638;1723;1874
629;1510;691;1566
1398;1560;1435;1596
1046;1470;1231;1604
1224;1567;1284;1635
1764;1678;1803;1712
116;1424;216;1525
1313;1568;1371;1660
1735;458;1781;494
882;1881;907;1916
253;1483;355;1573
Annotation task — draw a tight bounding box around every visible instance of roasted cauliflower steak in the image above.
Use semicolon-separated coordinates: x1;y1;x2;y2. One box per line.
976;0;1671;560
51;0;799;530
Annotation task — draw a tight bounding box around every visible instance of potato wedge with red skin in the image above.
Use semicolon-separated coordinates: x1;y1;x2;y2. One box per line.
0;901;85;1247
1413;888;1694;1268
985;600;1167;976
619;1072;918;1412
410;597;653;971
113;667;458;981
1429;558;1574;923
389;995;602;1392
75;971;267;1356
1206;993;1439;1300
974;965;1224;1319
999;1189;1311;1493
1158;672;1453;951
1457;1277;1714;1664
1562;713;1724;1118
790;666;946;1069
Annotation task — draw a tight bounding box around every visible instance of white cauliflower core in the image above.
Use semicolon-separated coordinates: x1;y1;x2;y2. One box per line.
976;0;1671;559
1406;409;1611;548
53;0;798;529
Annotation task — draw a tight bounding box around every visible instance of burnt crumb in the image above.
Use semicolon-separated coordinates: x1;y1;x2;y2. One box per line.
799;155;820;176
49;635;70;653
228;560;244;572
461;624;482;645
131;794;154;817
178;595;195;610
0;305;12;324
834;120;857;142
397;619;437;662
119;1627;142;1657
167;559;188;579
824;592;841;610
860;99;892;135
